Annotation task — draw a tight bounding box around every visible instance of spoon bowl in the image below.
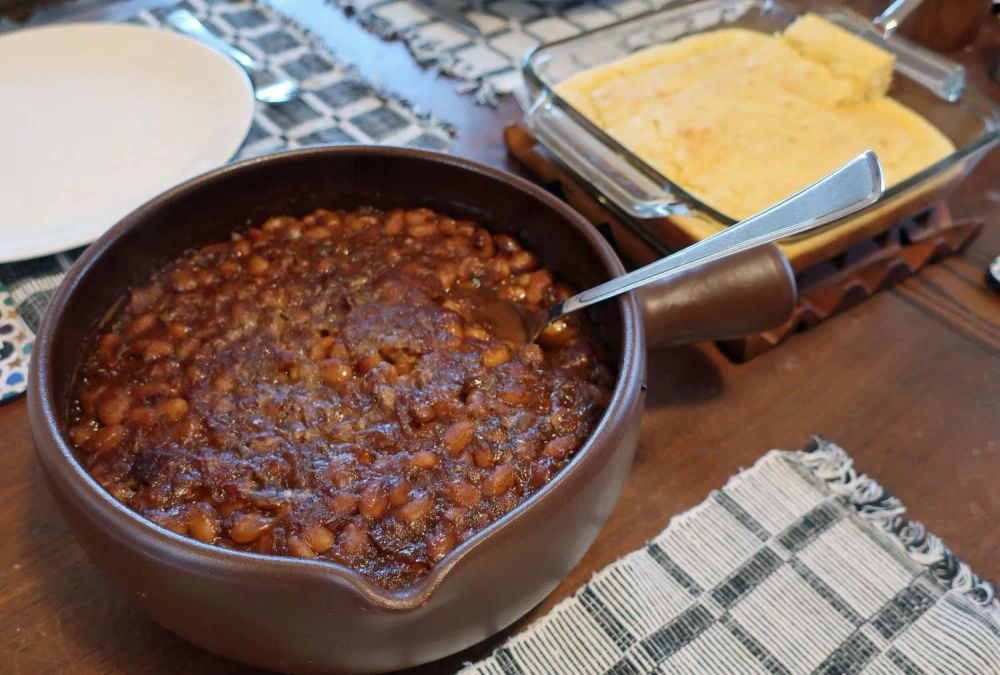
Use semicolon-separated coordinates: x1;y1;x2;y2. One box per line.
251;77;301;105
166;9;300;105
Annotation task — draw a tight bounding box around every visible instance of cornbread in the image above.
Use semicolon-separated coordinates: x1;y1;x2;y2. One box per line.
783;13;895;102
556;14;955;220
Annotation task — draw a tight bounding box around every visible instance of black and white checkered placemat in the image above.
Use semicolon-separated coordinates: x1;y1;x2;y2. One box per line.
332;0;682;103
136;0;453;154
0;0;453;401
465;438;1000;674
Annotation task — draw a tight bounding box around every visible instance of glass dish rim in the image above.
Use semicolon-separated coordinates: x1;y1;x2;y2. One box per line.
520;0;1000;225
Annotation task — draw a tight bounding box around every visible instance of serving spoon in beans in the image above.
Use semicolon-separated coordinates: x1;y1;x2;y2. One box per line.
471;151;885;346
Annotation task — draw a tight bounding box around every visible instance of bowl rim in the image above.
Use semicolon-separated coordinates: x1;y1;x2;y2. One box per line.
29;145;645;611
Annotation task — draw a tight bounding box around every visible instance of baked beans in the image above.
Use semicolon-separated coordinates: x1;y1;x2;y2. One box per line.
69;206;613;589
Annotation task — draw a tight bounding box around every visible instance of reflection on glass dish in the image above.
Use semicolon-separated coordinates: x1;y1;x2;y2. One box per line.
522;0;1000;269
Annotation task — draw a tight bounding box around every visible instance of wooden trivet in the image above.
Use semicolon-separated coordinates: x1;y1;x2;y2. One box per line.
504;124;983;362
717;210;982;361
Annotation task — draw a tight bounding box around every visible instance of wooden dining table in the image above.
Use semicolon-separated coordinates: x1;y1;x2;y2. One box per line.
0;0;997;672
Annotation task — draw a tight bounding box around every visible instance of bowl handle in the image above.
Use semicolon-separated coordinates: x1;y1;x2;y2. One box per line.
635;243;797;348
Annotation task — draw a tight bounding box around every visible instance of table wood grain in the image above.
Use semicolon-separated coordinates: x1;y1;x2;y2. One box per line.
0;2;997;673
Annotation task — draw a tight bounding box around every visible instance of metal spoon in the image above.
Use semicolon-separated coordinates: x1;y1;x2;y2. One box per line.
166;9;300;105
472;151;885;346
872;0;925;36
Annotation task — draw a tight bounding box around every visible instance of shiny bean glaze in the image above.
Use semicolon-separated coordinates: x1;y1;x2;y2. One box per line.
69;207;614;589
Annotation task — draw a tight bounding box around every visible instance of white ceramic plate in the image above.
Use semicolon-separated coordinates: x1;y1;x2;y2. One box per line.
0;23;254;263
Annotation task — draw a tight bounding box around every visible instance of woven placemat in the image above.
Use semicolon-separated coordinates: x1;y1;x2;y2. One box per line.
0;0;454;402
134;0;454;153
466;438;999;674
332;0;680;103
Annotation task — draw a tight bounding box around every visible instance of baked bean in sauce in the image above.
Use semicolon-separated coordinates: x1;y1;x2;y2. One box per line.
69;207;613;589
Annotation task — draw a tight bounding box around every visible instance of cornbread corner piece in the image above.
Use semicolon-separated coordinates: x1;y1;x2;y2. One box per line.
556;75;604;124
782;13;895;102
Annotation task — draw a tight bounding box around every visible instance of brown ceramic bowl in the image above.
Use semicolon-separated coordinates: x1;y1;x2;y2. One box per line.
28;146;794;673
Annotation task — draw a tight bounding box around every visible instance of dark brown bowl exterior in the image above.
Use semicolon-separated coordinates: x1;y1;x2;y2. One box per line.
29;147;646;673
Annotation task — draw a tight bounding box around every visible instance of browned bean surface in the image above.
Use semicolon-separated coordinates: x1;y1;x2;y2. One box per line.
69;207;613;589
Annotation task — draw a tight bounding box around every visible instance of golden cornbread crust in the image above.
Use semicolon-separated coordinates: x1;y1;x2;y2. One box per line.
556;14;955;220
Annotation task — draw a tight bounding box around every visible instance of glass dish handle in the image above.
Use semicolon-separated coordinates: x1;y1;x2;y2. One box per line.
872;0;923;34
881;30;966;102
524;95;688;221
838;5;967;102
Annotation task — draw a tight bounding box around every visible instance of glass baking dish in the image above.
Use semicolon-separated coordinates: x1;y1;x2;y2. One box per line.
520;0;1000;271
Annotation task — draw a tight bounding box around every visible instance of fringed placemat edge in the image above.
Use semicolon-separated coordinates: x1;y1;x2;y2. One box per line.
792;436;998;618
327;0;505;105
244;0;458;136
462;435;998;673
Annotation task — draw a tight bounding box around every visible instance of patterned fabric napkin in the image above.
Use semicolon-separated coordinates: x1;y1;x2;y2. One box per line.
332;0;679;103
466;438;999;674
0;0;453;402
0;252;83;400
0;285;35;397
